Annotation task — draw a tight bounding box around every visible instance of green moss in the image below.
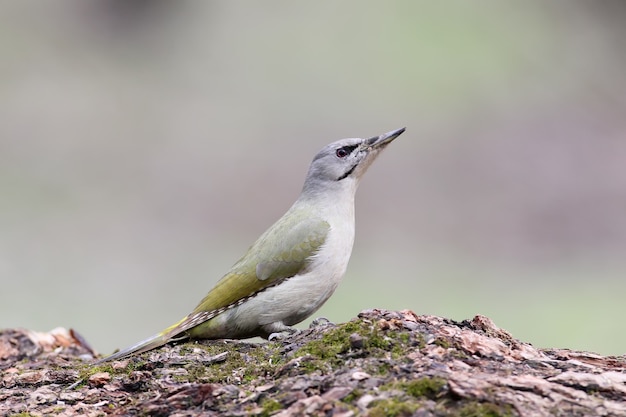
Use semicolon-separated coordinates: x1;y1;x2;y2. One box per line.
369;361;392;376
368;399;419;417
379;377;447;401
267;345;287;368
294;318;418;373
296;321;363;360
341;388;361;404
434;337;451;349
184;352;243;383
73;362;129;389
79;364;111;380
397;332;411;344
456;401;515;417
82;359;141;379
259;398;283;416
184;362;212;382
175;341;284;384
403;377;447;399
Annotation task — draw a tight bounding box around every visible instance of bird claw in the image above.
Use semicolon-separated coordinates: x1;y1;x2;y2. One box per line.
309;317;334;328
268;327;299;341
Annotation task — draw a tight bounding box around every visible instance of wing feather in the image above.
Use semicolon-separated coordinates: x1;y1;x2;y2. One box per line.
190;211;329;315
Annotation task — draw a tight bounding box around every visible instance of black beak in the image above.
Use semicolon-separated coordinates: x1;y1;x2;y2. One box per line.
365;127;406;148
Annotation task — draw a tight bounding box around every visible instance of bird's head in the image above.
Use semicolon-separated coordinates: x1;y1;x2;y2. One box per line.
301;127;405;197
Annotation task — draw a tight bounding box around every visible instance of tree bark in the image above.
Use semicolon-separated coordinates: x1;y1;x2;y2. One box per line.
1;309;625;416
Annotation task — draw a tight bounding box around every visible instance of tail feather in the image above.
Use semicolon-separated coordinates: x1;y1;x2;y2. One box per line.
95;310;221;363
95;318;189;363
94;332;171;363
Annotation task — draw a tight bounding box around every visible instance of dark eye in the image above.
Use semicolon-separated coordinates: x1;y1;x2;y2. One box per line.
336;148;349;158
336;145;357;158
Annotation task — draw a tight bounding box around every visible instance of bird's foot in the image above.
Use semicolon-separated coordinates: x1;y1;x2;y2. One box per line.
268;327;300;341
265;322;300;341
309;317;334;329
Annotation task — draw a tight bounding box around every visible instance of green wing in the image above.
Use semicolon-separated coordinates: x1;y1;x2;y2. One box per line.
191;210;329;314
97;211;329;361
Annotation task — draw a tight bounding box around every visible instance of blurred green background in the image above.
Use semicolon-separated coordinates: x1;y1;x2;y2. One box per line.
1;1;625;356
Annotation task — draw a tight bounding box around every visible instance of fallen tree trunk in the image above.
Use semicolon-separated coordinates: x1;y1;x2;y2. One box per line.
1;309;625;416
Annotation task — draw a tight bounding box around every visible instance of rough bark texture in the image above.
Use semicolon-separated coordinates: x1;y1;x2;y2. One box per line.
1;309;625;416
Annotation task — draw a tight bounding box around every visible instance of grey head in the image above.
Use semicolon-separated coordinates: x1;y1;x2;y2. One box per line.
301;127;405;198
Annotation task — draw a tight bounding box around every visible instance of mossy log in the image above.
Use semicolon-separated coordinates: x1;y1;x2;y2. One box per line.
1;309;625;416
